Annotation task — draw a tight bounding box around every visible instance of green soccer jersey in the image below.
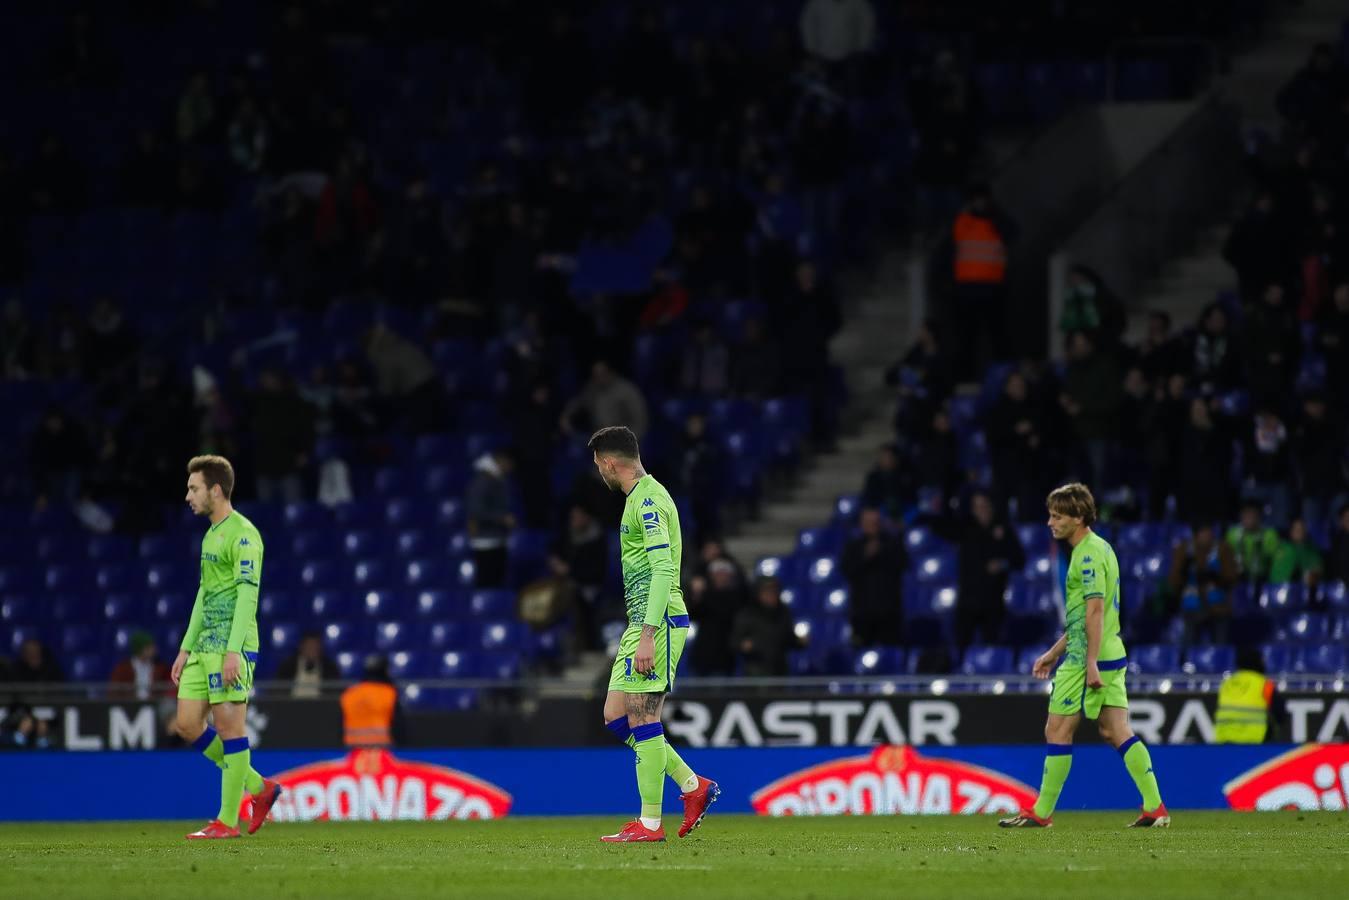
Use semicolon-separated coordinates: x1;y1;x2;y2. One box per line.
180;511;264;655
1063;531;1126;667
619;475;688;628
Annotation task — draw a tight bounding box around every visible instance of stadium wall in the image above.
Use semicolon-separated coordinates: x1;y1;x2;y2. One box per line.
5;743;1346;821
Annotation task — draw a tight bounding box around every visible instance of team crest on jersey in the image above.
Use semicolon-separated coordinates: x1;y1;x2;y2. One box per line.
641;510;660;532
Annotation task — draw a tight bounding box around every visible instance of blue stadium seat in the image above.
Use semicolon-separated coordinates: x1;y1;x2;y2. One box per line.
1185;645;1235;674
372;467;409;497
1128;551;1167;581
1015;523;1045;555
437;650;479;678
323;622;360;653
268;622;302;657
798;526;843;556
385;498;431;530
508;530;551;571
1013;647;1043;675
805;555;838;584
454;558;478;587
47;563;93;593
373;620;412;652
1128;644;1180;674
436;499;465;530
413;433;460;462
152;593;188;622
1261;643;1294;673
283;502;330;531
833;494;860;524
298;560;339;590
332;500;381;528
50;595;93;621
101;593;143;623
1324;581;1347;609
342;530;382;557
145;563;190;593
819;584;849;615
352;559;390;589
480;621;525;651
853;647;905;675
388;650;427;679
360;588;409;620
69;653;109;681
0;566;38;593
404;558;448;589
310;590;355;621
1116;522;1169;552
960;645;1014;675
755;556;788;580
1259;584;1306;614
393;529;428;558
413;589;462;619
60;624;100;655
334;651;363;679
425;621;469;651
1005;578;1055;616
777;583;810;612
8;625;51;655
0;594;35;624
481;652;521;680
259;591;297;620
1023;551;1054;582
1295;644;1347;674
470;590;516;619
1277;612;1328;643
85;534;133;561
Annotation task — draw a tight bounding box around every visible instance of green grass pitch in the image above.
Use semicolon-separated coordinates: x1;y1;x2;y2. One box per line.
3;813;1346;899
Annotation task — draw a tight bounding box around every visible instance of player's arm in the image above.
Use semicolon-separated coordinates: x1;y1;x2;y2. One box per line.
172;585;206;685
1032;632;1068;679
223;536;262;685
635;500;676;675
1081;554;1104;686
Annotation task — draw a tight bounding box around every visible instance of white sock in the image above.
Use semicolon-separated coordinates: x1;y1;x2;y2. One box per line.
640;816;662;831
680;773;700;793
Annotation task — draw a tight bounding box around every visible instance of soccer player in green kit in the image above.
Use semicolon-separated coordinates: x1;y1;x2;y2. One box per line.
588;426;719;843
171;455;283;839
1000;483;1170;828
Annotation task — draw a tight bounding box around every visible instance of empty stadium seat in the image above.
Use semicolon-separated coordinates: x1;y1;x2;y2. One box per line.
322;622;360;652
853;647;905;675
1185;645;1235;674
373;620;411;652
351;559;390;589
437;650;478;678
960;645;1014;675
310;590;355;621
269;622;302;656
1295;644;1347;674
1261;644;1294;672
1129;644;1180;674
470;590;515;619
413;589;461;619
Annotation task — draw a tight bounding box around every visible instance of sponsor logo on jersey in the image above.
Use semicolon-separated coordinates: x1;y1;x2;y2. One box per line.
641;510;660;532
750;745;1035;816
1222;744;1349;811
242;749;513;822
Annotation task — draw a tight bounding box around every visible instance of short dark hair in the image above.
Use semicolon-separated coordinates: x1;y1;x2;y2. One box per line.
588;426;640;460
187;454;235;500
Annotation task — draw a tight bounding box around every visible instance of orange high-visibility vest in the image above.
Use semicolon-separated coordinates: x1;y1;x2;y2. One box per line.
952;211;1007;284
341;682;396;747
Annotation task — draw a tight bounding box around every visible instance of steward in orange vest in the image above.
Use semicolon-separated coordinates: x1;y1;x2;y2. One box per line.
340;655;402;748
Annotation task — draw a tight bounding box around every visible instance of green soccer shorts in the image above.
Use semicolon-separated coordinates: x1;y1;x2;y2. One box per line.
607;616;689;694
177;651;257;704
1048;661;1128;720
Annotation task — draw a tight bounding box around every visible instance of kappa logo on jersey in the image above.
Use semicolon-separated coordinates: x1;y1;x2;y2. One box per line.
1082;556;1092;563
641;498;654;507
641;510;660;532
239;537;250;546
1223;744;1349;811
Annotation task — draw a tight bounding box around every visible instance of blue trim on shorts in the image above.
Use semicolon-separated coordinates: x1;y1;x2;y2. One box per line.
631;722;664;743
1117;735;1140;757
666;614;690;628
1098;657;1127;671
221;737;249;754
1046;744;1073;756
191;727;218;753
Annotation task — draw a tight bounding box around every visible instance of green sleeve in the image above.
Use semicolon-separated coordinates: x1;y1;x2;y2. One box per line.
227;582;259;653
640;498;675;629
180;585;205;652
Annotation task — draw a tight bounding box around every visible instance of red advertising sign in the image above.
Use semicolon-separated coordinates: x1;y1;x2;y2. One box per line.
750;745;1036;816
242;749;513;822
1222;744;1349;811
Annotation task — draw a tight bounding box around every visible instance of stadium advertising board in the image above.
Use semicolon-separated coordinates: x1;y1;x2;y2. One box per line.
12;693;1349;749
5;744;1344;820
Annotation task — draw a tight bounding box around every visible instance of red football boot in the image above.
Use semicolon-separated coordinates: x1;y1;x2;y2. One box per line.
186;819;241;840
1127;803;1171;828
677;777;721;838
248;779;283;835
599;820;666;843
998;809;1053;828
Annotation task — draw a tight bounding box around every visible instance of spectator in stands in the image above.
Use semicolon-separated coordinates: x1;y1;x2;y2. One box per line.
227;96;269;173
277;632;341;700
799;0;876;65
510;381;560;530
250;369;316;503
861;443;910;522
987;370;1049;518
548;504;609;643
1136;311;1189;381
29;409;91;506
0;701;52;750
176;70;217;144
885;319;955;437
732;577;800;677
466;449;516;589
1060;331;1122;490
731;318;784;400
315;150;379;265
674;414;724;542
1244;409;1295;530
680;321;730;395
1317;283;1349;402
1243;283;1301;406
1057;265;1124;351
1293;391;1346;527
1269;518;1324;593
842;507;908;646
84;297;138;383
949;184;1016;377
1329;503;1349;582
685;542;748;676
109;630;171;701
0;298;35;378
363;323;447;433
1223;190;1295;302
1226;501;1281;584
910;51;979;235
560;360;649;439
340;654;405;748
911;406;961;505
1176;396;1233;524
1191;303;1242;393
950;491;1024;650
6;639;64;683
1169;523;1238;647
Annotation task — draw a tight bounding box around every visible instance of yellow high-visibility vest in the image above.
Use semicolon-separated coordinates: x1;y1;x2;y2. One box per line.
1214;669;1271;744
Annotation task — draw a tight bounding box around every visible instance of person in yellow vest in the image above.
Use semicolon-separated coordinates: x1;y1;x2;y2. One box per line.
340;655;404;748
1215;648;1281;743
949;184;1016;378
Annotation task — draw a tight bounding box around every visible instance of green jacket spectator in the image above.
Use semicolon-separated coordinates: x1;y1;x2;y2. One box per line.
1268;519;1324;586
1226;503;1281;582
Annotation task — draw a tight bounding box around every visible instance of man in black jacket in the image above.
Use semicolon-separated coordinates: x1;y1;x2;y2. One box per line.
951;492;1024;650
841;508;908;646
731;577;800;677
